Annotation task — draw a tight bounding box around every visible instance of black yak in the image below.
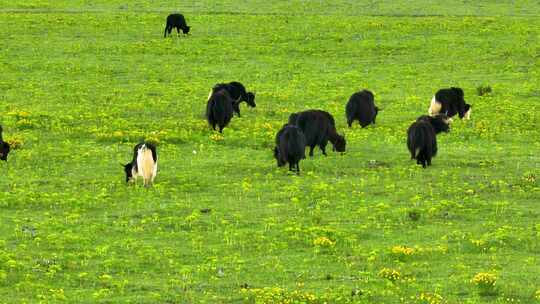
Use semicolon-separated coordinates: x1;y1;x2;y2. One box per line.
164;13;191;37
273;124;306;175
123;142;158;186
346;89;380;128
407;114;450;168
429;87;471;120
211;81;256;117
0;126;10;161
290;110;346;157
416;114;451;134
206;89;234;133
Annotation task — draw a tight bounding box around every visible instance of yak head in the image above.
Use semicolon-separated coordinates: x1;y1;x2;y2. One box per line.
418;114;450;134
273;147;286;167
332;135;347;153
246;92;256;107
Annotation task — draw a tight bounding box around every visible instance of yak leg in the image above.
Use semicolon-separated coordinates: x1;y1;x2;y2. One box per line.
320;140;328;156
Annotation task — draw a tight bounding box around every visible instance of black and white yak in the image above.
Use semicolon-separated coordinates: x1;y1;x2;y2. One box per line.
0;125;10;161
407;114;450;168
289;110;346;157
273;124;306;175
164;13;191;37
429;87;471;120
206;89;234;133
123;143;158;186
346;89;380;128
211;81;256;117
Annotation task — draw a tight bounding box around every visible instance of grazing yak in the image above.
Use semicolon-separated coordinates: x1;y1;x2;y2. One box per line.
416;114;451;134
429;87;471;120
123;142;158;186
407;114;450;168
164;13;191;37
206;89;234;133
289;110;346;157
211;81;256;117
346;89;380;128
273;124;306;175
0;126;10;161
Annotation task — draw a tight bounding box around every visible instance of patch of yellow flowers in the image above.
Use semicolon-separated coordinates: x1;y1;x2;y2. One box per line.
241;287;318;304
391;245;415;256
417;292;445;304
378;268;401;282
210;133;224;142
471;272;497;288
313;236;335;247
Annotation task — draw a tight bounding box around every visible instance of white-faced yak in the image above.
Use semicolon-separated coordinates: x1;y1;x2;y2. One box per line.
429;87;471;120
289;110;346;157
346;89;380;128
123;143;158;186
274;124;306;175
211;81;256;117
206;89;234;133
407;114;450;168
0;125;10;161
164;13;191;37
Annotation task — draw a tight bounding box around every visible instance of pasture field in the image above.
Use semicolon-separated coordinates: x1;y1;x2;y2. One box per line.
1;1;540;303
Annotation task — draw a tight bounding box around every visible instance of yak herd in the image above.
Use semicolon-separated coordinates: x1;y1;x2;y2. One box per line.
204;77;472;175
206;82;469;175
0;13;473;186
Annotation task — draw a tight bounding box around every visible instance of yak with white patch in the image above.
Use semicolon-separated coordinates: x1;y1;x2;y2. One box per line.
211;81;256;117
123;142;158;186
0;126;10;161
206;89;234;133
273;124;306;175
346;89;380;128
407;114;450;168
429;87;471;120
164;13;191;37
289;110;346;157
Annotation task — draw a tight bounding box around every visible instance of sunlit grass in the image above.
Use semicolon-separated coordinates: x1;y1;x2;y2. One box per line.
0;1;539;303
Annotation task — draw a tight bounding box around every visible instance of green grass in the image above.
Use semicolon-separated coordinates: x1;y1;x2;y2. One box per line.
1;1;539;303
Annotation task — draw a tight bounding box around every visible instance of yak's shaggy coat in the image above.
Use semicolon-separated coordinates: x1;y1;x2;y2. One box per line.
274;124;306;174
346;89;379;128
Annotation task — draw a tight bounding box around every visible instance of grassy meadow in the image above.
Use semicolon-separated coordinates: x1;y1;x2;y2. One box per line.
0;0;539;302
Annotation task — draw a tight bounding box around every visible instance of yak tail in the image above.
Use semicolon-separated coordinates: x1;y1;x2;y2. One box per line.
408;124;424;159
211;98;226;125
137;144;157;186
